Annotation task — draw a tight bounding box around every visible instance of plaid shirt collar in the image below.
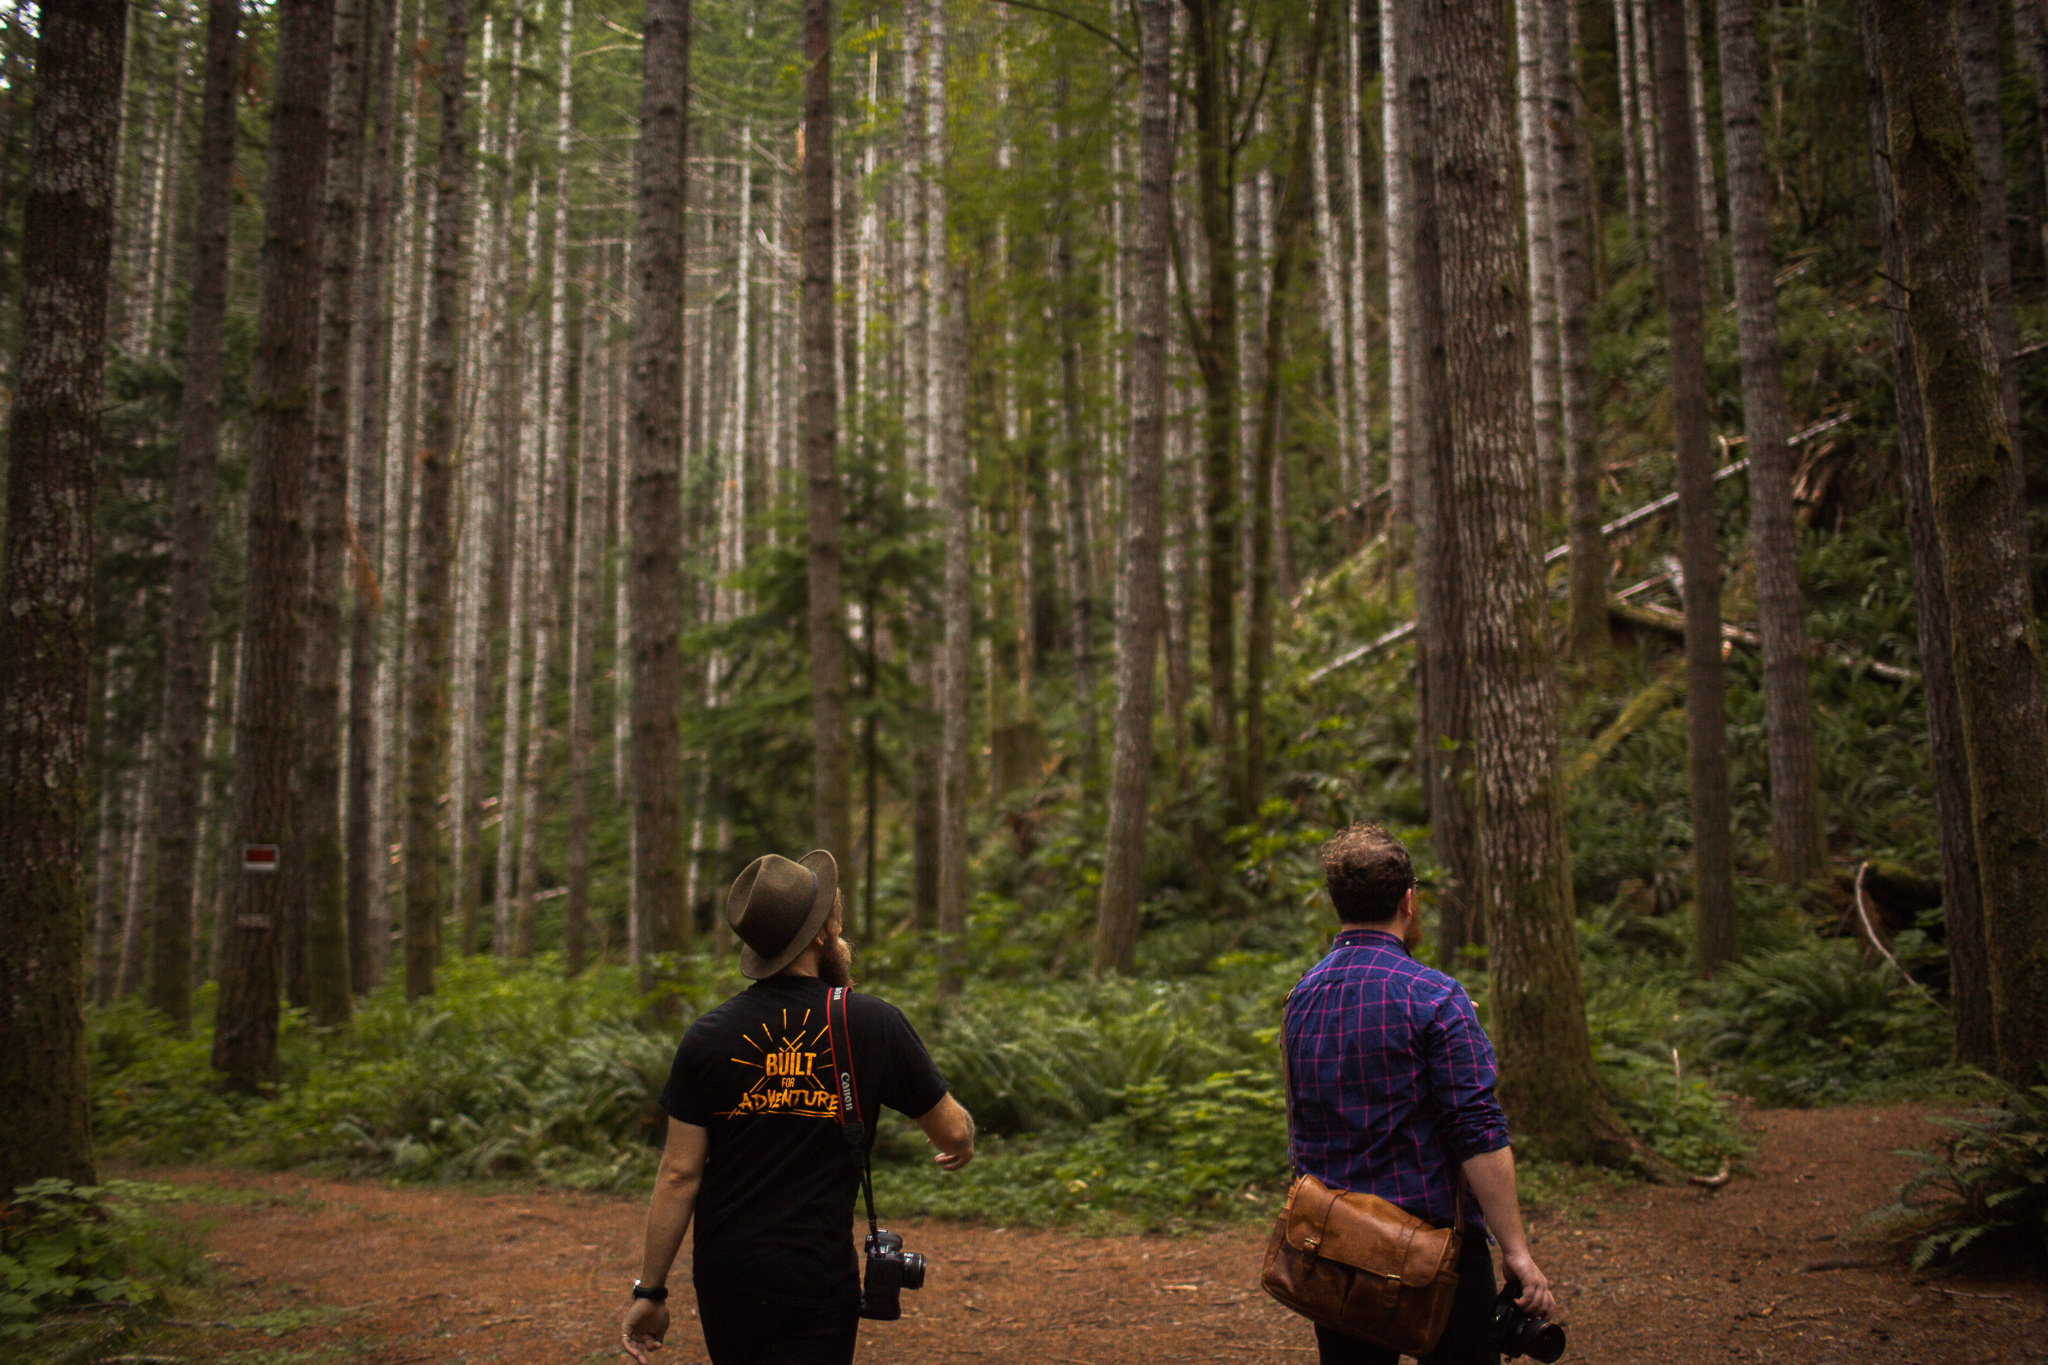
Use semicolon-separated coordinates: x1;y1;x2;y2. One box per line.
1330;927;1408;955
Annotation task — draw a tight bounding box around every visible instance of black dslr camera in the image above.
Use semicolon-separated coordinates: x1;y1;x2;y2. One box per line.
1491;1278;1566;1362
858;1227;927;1321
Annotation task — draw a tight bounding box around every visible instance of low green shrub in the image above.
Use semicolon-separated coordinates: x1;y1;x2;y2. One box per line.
1682;939;1951;1106
1873;1082;2048;1269
0;1180;197;1338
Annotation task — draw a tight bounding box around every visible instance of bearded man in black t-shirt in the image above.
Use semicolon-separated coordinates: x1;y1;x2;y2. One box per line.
620;850;976;1365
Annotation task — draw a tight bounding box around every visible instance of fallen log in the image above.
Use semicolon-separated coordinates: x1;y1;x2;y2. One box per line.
1608;599;1918;685
1563;662;1685;789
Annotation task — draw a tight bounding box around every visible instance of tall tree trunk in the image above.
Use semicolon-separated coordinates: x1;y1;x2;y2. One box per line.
1417;0;1636;1163
1186;0;1243;815
1956;0;2021;453
347;0;399;997
1631;0;1662;277
1873;0;2048;1086
92;681;124;1006
1682;0;1720;300
1380;0;1412;537
1093;0;1169;977
805;0;850;867
1652;0;1736;974
1614;0;1645;251
301;0;371;1026
147;0;240;1033
1404;17;1478;967
938;262;970;997
399;0;472;1001
1549;0;1607;661
629;0;690;986
1858;0;1994;1066
0;0;125;1193
1515;0;1561;519
215;0;335;1087
567;293;604;976
1717;0;1825;884
1055;133;1100;796
117;738;157;997
2014;0;2048;279
1247;0;1332;812
1341;0;1373;523
1310;87;1357;530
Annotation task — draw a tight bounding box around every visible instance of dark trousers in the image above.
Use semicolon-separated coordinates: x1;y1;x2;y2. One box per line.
697;1286;860;1365
1313;1232;1499;1365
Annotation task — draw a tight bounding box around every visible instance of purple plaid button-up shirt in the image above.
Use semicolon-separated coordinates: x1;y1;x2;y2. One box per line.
1283;928;1511;1229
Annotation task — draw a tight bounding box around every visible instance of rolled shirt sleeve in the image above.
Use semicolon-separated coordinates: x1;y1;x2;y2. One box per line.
1425;985;1512;1162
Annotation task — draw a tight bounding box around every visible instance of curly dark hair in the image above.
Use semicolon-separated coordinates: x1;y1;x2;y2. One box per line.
1319;823;1415;924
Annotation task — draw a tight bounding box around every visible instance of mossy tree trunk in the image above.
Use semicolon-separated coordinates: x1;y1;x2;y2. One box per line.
0;0;127;1196
1873;0;2048;1086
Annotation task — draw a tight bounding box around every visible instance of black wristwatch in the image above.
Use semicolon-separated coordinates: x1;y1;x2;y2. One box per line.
631;1281;668;1302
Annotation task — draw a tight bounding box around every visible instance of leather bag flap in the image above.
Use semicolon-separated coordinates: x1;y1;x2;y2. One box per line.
1281;1175;1457;1288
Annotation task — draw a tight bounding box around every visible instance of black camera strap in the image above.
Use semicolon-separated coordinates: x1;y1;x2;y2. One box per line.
824;985;880;1237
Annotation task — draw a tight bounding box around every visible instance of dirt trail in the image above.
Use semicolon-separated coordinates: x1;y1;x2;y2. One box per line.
142;1105;2046;1364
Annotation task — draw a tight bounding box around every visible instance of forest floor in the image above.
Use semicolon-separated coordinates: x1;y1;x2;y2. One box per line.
119;1104;2047;1365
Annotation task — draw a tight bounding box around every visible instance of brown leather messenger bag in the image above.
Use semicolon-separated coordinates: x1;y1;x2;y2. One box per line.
1259;994;1466;1357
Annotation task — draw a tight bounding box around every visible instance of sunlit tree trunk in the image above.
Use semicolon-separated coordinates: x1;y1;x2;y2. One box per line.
567;291;605;976
347;0;399;996
399;0;473;1001
1310;89;1356;524
629;0;690;986
216;0;336;1084
1514;0;1560;519
1378;0;1410;541
1614;0;1644;252
147;0;240;1033
1631;0;1662;277
1548;0;1606;662
0;0;126;1192
1873;0;2048;1086
1247;0;1331;813
1093;0;1169;977
1682;0;1720;300
117;736;157;997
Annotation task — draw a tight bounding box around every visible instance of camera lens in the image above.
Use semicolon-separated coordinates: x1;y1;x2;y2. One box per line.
1514;1317;1565;1363
900;1251;926;1291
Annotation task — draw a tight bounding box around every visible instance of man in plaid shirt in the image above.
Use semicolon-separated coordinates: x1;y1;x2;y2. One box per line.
1283;824;1555;1365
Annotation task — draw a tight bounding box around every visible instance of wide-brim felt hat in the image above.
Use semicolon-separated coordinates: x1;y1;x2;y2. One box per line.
728;849;839;979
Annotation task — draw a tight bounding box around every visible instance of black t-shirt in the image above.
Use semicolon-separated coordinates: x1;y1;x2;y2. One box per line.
659;976;949;1301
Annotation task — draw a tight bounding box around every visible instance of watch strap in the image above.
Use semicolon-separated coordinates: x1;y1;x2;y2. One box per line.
631;1281;668;1302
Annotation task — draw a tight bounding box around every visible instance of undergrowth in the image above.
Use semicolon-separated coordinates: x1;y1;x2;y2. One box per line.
1873;1082;2048;1270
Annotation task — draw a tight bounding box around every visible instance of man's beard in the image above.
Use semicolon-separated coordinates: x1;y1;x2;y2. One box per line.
817;932;854;989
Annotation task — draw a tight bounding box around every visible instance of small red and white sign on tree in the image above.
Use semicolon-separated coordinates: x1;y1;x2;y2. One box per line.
242;844;280;873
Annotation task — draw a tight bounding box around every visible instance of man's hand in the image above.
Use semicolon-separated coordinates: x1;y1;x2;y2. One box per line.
621;1298;669;1364
916;1094;976;1171
1502;1247;1555;1319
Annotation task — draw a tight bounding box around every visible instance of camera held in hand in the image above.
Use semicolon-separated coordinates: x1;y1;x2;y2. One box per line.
859;1227;927;1321
1491;1278;1566;1362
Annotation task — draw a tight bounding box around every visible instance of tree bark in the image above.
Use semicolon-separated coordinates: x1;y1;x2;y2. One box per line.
1056;155;1100;796
1631;0;1663;277
0;0;125;1194
1185;0;1243;815
1873;0;2048;1086
567;293;604;976
1380;0;1412;537
147;0;239;1033
1955;0;2020;452
1614;0;1645;251
1682;0;1720;300
938;260;970;997
1247;0;1332;813
1717;0;1825;885
1417;0;1636;1162
1548;0;1607;662
805;0;850;867
1093;0;1170;977
300;0;371;1026
1652;0;1737;975
215;0;335;1086
629;0;690;986
2014;0;2048;282
399;0;472;1001
347;0;399;996
1515;0;1561;519
1857;0;1993;1067
1403;12;1478;968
